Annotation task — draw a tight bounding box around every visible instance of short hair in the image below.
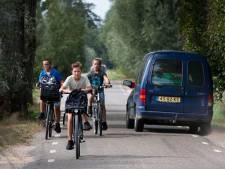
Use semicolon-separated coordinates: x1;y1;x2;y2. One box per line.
42;58;52;65
71;61;82;70
92;57;102;65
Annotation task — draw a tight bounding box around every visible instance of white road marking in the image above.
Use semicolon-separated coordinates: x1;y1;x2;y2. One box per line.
192;135;198;138
48;159;55;163
52;142;58;145
202;142;209;145
50;150;56;154
213;149;222;153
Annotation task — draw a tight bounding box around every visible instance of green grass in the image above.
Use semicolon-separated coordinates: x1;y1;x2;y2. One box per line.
107;69;131;80
0;88;41;151
212;102;225;125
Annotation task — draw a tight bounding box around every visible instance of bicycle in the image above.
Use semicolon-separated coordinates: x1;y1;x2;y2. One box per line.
39;77;61;140
44;101;55;140
91;84;112;136
65;90;87;159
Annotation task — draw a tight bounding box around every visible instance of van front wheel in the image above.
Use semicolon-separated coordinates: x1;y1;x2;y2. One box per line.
135;118;144;132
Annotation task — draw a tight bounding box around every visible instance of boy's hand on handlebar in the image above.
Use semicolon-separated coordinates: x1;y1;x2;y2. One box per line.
104;83;112;88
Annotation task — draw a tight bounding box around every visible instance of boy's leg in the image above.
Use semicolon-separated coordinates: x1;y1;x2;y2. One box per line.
100;92;108;130
54;102;61;133
38;100;46;120
82;114;92;130
54;102;61;123
66;113;74;150
67;113;73;140
87;94;93;115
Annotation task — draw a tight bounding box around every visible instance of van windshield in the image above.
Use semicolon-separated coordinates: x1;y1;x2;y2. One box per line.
151;59;182;86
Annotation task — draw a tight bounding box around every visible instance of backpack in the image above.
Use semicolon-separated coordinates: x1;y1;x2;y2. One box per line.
65;90;87;113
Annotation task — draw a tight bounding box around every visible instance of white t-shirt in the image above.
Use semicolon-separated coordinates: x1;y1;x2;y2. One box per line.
63;75;91;90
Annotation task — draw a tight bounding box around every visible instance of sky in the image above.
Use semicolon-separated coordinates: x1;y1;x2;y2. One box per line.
83;0;112;20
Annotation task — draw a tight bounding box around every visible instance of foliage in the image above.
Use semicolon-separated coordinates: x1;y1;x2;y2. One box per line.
102;0;181;77
178;0;225;100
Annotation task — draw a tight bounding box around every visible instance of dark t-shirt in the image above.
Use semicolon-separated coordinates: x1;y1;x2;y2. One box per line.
87;70;106;91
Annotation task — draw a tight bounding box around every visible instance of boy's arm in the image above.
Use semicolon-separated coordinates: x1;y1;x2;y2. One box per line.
103;75;110;85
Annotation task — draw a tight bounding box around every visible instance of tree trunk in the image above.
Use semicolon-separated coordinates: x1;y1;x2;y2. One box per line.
0;0;36;117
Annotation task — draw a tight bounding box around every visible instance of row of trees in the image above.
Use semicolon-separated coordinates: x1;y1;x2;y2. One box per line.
0;0;36;117
102;0;225;99
36;0;107;78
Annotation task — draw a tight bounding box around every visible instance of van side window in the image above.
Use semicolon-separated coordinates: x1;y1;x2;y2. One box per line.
188;61;204;86
151;59;182;86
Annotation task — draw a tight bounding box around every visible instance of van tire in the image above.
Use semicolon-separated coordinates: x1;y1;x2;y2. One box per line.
199;123;211;136
135;118;144;132
126;113;134;129
189;125;199;134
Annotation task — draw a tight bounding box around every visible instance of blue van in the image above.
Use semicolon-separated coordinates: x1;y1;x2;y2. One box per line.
123;51;213;135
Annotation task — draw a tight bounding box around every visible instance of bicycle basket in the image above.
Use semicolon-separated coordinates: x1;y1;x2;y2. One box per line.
40;78;60;102
65;90;87;112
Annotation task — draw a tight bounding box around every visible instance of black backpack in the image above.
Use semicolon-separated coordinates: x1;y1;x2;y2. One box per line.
65;90;87;113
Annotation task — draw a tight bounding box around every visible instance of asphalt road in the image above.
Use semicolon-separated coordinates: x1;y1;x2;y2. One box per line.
2;81;225;169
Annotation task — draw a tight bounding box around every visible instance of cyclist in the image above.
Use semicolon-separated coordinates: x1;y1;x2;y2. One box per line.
38;58;63;133
59;62;92;150
87;58;111;130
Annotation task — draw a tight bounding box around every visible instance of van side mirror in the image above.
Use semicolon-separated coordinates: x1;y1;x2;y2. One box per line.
122;80;136;88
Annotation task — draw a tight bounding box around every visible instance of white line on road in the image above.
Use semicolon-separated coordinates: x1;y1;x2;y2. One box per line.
202;142;209;145
50;150;56;154
192;135;199;138
54;134;61;137
52;142;58;145
48;159;55;163
213;149;222;153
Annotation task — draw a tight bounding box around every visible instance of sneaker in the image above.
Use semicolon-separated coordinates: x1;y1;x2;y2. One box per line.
102;122;108;130
83;121;92;131
38;112;45;120
54;122;61;133
66;140;74;150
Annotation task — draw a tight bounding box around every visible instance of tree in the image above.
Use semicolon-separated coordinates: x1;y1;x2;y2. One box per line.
0;0;36;116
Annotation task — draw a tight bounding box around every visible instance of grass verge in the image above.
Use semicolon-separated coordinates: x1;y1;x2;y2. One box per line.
107;69;131;81
0;89;42;151
212;102;225;126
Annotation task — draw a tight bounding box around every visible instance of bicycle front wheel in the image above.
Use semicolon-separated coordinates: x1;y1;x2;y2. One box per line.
45;105;50;140
74;114;80;159
98;103;103;136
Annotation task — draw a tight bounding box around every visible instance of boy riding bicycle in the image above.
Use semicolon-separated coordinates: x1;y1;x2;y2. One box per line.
60;62;92;150
38;58;63;133
87;58;111;130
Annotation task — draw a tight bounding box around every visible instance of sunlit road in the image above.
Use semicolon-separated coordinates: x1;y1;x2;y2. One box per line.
19;81;225;169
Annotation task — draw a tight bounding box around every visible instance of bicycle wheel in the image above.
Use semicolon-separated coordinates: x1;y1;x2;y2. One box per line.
45;105;50;140
48;105;53;138
98;103;102;136
74;114;80;159
93;106;98;135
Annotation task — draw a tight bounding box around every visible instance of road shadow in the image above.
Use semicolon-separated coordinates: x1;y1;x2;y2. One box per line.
82;154;190;160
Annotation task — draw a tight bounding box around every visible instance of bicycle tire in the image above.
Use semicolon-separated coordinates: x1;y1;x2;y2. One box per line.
49;105;54;138
45;105;50;140
74;114;80;159
93;106;98;135
98;103;102;136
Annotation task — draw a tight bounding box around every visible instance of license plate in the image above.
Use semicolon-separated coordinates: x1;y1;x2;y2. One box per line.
157;96;181;103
